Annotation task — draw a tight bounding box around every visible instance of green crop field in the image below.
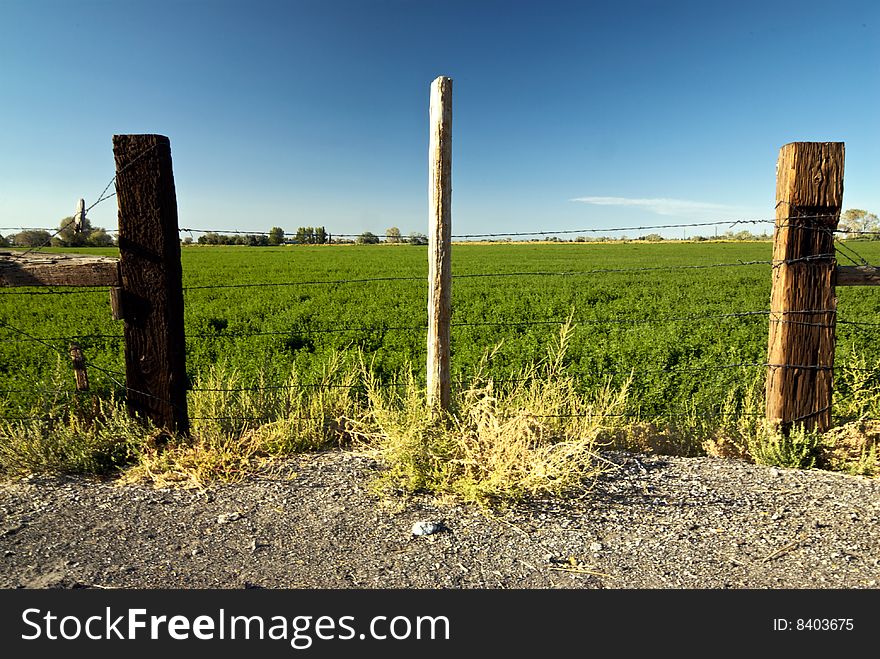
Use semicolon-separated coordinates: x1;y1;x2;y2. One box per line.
4;240;880;423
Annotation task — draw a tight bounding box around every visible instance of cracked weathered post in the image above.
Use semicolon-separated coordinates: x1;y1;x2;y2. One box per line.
427;76;452;415
113;134;189;435
766;142;844;434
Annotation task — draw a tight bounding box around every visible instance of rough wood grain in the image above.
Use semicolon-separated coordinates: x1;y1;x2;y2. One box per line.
109;286;124;320
114;134;189;434
69;343;89;391
0;252;119;287
766;142;844;433
427;76;452;413
835;265;880;286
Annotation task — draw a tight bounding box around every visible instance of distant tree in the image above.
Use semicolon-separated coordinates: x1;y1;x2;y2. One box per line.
50;215;116;247
385;227;402;244
294;226;316;244
242;234;257;246
315;226;327;244
87;228;115;247
12;229;52;247
0;234;8;247
268;227;285;246
840;209;879;239
51;215;90;247
182;236;193;245
408;232;428;245
357;231;380;245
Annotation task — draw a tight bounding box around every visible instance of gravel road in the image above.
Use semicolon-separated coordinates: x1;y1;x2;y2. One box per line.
1;450;878;589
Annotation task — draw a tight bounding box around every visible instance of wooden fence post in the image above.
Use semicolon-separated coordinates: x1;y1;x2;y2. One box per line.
113;134;189;435
427;76;452;413
766;142;844;433
69;343;89;391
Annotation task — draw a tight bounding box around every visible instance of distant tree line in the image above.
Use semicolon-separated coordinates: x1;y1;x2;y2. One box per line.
194;232;271;246
178;225;432;247
186;226;330;246
14;211;872;251
0;216;114;248
353;228;427;245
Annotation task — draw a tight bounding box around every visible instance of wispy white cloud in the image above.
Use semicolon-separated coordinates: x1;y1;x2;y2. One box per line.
569;196;738;218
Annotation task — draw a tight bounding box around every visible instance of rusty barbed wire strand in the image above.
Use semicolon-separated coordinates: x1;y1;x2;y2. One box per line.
7;307;880;346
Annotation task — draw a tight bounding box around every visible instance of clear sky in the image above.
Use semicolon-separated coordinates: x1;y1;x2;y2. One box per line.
1;0;877;239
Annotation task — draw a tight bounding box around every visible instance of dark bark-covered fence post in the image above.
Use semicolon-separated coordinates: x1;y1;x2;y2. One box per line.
765;142;844;434
113;134;189;435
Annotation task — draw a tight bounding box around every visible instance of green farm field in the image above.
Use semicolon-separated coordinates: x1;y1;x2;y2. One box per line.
4;240;880;424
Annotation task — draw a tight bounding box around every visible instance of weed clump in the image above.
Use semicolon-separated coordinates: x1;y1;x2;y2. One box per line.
349;323;628;503
0;395;149;477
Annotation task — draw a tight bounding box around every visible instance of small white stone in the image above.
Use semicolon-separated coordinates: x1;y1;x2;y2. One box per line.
769;467;780;477
217;512;241;524
589;542;603;552
411;521;442;536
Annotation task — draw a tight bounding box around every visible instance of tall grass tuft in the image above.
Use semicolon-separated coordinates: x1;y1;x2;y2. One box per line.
0;394;151;477
125;350;367;488
3;339;877;491
349;322;629;503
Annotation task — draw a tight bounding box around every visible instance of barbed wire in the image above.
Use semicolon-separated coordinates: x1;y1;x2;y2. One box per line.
1;141;159;262
834;237;871;267
7;217;79;262
177;218;770;239
0;227;61;232
188;415;335;423
839;319;880;328
8;214;880;244
0;333;124;342
5;307;878;347
182;274;426;291
168;215;880;242
6;412;880;423
0;316;183;415
0;309;805;345
188;380;413;392
6;359;870;401
0;288;111;296
177;257;819;294
0;387;78;395
171;216;820;240
3;212;880;425
0;259;779;296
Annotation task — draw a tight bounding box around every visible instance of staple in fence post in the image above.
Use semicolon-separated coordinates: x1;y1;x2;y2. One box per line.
69;343;89;391
113;134;189;435
427;76;452;414
765;142;844;434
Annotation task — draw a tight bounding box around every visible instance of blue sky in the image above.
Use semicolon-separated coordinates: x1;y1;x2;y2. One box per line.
1;0;877;239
